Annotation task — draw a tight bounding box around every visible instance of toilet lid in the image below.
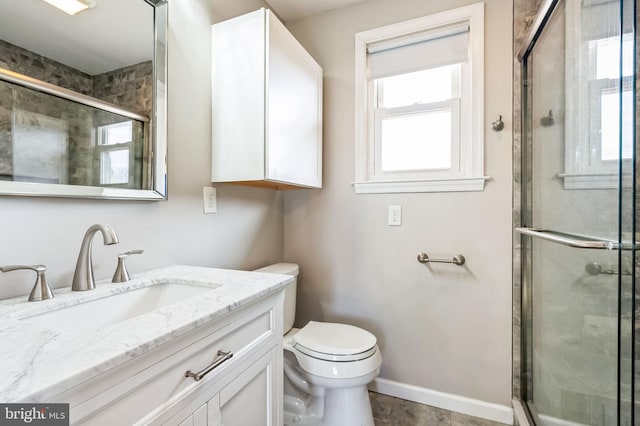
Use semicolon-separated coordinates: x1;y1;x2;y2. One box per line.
292;321;377;361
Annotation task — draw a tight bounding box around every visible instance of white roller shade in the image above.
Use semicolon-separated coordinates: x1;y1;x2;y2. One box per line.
367;23;469;80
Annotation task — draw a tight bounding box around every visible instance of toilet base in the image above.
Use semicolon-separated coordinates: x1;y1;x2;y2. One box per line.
283;395;322;425
283;387;374;426
322;386;375;426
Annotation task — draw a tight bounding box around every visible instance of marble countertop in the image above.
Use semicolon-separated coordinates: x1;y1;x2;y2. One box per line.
0;265;292;403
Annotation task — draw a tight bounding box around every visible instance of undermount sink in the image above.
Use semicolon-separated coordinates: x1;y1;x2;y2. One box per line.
20;282;218;334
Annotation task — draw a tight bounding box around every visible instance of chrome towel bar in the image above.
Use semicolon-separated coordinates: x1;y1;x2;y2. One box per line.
417;253;466;266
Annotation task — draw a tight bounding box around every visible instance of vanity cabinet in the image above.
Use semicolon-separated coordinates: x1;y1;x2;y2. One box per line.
51;292;283;425
211;8;323;189
170;347;277;426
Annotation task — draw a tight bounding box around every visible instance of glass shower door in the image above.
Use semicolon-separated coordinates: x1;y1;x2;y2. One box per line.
518;0;637;424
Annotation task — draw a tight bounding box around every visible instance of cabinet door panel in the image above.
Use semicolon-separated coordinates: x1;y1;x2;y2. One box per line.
266;12;322;188
220;348;277;426
170;402;207;426
207;394;221;426
212;9;266;182
193;404;207;426
177;415;193;426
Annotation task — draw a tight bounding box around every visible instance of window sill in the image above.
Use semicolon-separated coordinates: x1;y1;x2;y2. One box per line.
558;172;632;189
352;176;490;194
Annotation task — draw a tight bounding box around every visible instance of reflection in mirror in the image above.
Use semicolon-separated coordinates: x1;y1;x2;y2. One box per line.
561;0;634;190
0;0;167;200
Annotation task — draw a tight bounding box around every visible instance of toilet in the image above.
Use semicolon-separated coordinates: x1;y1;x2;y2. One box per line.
255;263;382;426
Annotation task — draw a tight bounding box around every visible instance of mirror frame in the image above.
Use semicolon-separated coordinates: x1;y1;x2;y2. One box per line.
0;0;168;201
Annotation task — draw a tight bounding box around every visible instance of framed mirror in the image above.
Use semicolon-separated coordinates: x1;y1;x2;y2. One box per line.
0;0;167;200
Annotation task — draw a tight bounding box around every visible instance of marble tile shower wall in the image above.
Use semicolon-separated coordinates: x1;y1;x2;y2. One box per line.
533;243;634;424
93;61;153;117
0;40;151;184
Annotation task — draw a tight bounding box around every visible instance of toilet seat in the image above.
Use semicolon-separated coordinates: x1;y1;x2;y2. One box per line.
292;321;377;362
285;321;382;380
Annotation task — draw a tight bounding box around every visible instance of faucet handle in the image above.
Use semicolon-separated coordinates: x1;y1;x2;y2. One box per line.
112;250;144;283
0;264;54;302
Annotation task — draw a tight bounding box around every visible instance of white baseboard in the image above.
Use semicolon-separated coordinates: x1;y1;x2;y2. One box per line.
369;377;514;425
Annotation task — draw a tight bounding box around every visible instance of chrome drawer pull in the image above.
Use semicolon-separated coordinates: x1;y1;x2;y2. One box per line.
185;350;234;382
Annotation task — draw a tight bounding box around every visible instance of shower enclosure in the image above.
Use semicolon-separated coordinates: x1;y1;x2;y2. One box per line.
517;0;637;424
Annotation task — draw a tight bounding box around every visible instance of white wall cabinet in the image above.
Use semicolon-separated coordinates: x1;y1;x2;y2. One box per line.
211;8;323;189
52;293;283;425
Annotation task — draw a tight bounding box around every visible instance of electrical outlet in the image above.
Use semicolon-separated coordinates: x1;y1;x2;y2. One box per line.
388;205;401;226
203;187;217;213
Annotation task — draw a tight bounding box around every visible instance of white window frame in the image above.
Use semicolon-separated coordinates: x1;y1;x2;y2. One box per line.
353;3;487;194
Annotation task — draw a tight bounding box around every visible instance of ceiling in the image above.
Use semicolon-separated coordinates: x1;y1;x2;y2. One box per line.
266;0;371;22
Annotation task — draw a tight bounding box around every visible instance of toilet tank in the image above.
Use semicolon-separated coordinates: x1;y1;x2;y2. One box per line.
253;263;299;334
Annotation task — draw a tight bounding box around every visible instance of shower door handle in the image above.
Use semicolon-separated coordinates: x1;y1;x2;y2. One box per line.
515;227;633;250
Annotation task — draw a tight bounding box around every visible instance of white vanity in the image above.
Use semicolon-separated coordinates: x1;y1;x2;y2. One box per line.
0;266;290;425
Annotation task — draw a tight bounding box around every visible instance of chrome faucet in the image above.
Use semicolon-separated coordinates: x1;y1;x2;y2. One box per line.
72;224;119;291
0;264;55;301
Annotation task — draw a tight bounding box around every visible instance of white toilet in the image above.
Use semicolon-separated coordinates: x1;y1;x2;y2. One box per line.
255;263;382;426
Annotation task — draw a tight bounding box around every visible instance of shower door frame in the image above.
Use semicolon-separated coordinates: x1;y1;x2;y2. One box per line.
517;2;560;422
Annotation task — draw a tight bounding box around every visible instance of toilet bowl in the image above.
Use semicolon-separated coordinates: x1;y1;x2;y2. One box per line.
255;263;382;426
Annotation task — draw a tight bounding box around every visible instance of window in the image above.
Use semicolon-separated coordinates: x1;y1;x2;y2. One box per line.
96;121;134;185
354;3;487;193
375;65;461;175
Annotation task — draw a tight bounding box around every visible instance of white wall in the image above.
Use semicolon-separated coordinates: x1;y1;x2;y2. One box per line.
283;0;513;407
0;0;283;300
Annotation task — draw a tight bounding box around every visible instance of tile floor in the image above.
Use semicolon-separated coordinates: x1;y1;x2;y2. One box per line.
370;392;508;426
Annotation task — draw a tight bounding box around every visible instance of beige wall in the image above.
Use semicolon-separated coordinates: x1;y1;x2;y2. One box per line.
284;0;513;406
0;0;283;300
0;0;515;409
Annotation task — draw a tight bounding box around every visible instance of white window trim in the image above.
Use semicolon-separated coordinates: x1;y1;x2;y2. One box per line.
353;3;488;194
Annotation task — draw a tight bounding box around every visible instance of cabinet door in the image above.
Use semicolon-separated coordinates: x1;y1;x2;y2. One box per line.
219;347;279;426
174;403;207;426
211;9;267;183
266;12;323;188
